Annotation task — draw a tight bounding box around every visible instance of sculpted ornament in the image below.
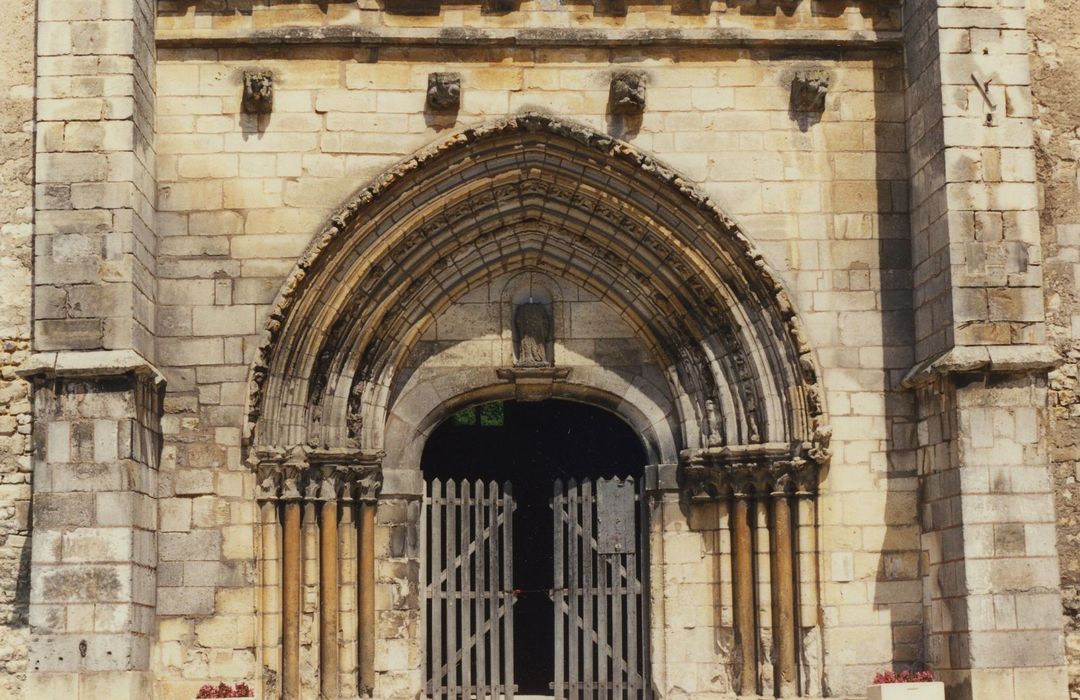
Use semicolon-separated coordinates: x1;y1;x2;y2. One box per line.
513;302;553;367
427;72;461;112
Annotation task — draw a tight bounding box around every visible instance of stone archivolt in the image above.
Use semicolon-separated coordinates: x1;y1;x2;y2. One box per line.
245;114;829;480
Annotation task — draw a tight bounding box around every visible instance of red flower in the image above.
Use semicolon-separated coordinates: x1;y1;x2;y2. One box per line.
874;669;934;684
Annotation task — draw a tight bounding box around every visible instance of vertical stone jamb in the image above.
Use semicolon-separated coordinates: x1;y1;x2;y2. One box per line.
754;488;774;696
357;489;377;696
338;485;358;696
318;469;340;700
256;468;282;700
902;0;1069;695
281;468;302;700
794;480;821;697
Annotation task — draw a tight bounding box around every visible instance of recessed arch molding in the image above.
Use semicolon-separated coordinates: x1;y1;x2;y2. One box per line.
244;113;831;497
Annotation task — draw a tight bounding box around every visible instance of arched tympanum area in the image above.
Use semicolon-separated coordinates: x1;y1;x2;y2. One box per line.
247;114;831;699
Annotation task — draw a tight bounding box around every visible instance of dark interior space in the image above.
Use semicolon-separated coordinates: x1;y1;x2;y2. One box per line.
421;399;647;695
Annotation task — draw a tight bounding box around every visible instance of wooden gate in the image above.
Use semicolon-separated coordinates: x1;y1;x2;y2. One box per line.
425;479;516;700
553;478;650;700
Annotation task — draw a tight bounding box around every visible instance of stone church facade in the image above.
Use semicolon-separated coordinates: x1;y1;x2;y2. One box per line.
1;0;1080;699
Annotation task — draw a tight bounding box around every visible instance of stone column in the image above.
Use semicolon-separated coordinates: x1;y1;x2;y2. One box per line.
730;484;757;696
902;0;1069;696
20;353;163;699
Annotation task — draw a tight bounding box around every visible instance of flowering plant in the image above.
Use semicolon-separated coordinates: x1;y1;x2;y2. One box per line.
873;670;935;684
196;682;254;698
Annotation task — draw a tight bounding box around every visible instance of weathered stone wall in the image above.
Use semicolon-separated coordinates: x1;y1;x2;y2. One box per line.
0;0;36;695
149;21;920;694
1029;0;1080;696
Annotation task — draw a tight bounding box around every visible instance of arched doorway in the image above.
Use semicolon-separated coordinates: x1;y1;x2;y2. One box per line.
421;400;649;699
246;115;831;699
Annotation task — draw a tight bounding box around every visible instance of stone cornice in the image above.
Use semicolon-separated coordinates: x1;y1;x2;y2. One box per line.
901;344;1061;389
157;26;902;51
17;349;165;384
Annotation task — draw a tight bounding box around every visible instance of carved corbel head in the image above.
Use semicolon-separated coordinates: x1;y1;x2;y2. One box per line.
242;70;273;114
427;72;461;112
790;70;830;114
609;72;647;116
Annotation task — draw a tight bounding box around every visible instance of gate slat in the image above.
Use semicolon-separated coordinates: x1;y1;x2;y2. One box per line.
502;481;515;700
568;479;579;700
462;480;473;697
554;480;565;700
582;480;595;700
431;479;444;700
475;480;488;700
446;479;458;700
610;484;624;698
597;480;608;699
489;481;502;699
635;477;643;700
626;479;638;695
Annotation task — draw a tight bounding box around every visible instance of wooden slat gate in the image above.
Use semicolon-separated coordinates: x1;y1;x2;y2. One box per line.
425;478;516;700
553;478;650;700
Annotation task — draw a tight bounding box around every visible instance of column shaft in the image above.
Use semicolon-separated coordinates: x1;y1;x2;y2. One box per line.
358;501;377;696
731;494;757;696
772;494;797;697
282;500;302;700
321;500;340;699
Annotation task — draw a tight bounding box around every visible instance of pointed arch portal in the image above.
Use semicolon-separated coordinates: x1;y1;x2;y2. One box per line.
247;115;831;699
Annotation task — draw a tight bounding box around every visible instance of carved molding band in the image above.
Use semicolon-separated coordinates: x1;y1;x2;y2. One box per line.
681;430;830;499
254;446;384;502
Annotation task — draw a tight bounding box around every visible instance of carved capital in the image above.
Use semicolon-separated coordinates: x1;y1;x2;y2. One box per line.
281;465;303;501
680;442;821;501
338;466;383;503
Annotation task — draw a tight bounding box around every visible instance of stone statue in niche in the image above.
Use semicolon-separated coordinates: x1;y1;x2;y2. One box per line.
513;302;552;367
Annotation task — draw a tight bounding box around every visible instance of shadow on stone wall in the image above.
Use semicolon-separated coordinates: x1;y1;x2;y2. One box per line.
869;49;924;688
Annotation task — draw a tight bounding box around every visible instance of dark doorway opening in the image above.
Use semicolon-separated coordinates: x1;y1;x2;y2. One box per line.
421;399;647;696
